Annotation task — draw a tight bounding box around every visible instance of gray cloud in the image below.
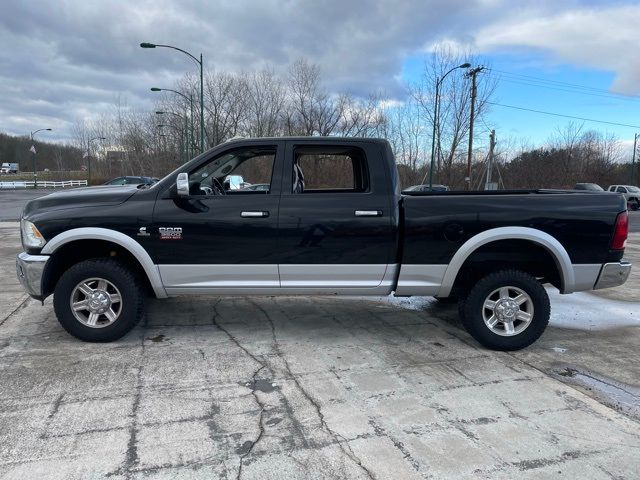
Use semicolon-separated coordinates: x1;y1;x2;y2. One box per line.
0;0;634;143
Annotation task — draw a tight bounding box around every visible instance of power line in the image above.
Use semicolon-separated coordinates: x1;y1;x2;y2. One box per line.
488;68;640;99
487;102;640;129
491;77;640;104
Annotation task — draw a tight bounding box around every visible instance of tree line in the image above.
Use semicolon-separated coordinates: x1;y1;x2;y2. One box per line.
1;47;636;188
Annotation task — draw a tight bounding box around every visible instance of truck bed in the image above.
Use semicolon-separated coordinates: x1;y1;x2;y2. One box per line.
400;190;626;266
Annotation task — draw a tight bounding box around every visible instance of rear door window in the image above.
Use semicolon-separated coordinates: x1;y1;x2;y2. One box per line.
292;147;369;194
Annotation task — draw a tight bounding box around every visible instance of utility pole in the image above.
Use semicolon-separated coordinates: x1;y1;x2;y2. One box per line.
485;129;496;190
465;66;484;190
632;133;638;185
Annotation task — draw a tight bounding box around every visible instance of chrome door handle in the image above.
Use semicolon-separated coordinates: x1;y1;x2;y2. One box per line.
241;211;270;218
355;210;382;217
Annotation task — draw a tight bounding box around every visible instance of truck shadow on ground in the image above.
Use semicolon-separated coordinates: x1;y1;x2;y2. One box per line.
141;295;468;347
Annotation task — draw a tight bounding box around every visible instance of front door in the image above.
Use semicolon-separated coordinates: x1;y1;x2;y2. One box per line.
150;141;284;292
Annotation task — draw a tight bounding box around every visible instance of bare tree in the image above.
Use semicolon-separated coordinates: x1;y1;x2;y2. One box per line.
380;100;425;187
244;68;286;137
284;58;343;136
411;45;497;186
337;92;386;138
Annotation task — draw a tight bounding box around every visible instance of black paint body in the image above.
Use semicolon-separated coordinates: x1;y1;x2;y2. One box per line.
23;137;627;267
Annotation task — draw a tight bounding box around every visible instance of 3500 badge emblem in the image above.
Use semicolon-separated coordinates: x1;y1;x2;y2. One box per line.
159;227;183;240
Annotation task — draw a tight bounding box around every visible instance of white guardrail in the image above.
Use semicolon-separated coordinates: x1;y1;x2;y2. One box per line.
0;180;88;189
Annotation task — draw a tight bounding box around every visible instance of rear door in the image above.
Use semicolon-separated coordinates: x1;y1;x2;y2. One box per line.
277;140;396;292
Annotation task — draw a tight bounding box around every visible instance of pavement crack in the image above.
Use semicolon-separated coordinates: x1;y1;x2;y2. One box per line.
47;393;64;419
0;295;29;327
210;301;271;478
236;365;267;480
123;363;143;478
367;418;424;476
108;338;145;479
211;300;264;368
510;449;600;471
257;299;377;480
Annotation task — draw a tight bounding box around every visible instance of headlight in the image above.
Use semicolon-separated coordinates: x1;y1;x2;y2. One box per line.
21;219;46;249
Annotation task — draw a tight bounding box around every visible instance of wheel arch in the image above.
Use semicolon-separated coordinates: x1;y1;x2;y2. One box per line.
41;228;167;299
437;227;574;297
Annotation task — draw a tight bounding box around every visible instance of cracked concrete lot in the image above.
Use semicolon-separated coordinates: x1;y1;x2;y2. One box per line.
1;221;639;479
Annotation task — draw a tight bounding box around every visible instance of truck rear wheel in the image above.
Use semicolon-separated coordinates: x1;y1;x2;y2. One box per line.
459;269;550;351
53;259;145;342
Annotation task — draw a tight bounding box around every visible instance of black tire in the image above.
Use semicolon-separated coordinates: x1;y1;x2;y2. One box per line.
459;269;550;351
53;258;145;342
434;296;458;304
630;201;639;211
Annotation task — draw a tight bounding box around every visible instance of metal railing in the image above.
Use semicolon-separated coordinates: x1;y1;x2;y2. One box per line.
0;180;88;189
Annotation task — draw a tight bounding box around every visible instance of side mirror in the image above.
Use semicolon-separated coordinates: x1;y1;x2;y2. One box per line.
176;172;189;197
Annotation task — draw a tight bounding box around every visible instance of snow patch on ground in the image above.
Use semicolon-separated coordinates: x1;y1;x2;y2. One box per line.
356;288;639;332
547;289;639;331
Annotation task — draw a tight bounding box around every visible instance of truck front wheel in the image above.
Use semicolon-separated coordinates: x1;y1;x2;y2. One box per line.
53;259;145;342
459;270;550;351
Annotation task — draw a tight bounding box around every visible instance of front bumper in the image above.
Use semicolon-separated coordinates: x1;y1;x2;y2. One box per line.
16;252;49;298
594;261;632;290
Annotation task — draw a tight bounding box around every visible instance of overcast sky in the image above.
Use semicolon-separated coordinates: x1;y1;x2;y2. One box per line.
1;0;638;146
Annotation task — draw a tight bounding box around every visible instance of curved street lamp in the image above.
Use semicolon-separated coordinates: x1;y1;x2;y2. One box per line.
156;124;184;162
156;111;183;120
151;87;195;159
426;62;471;188
156;112;188;162
30;128;52;189
87;136;106;185
141;43;204;154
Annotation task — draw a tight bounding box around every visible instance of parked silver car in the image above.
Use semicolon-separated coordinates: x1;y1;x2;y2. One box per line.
403;184;450;192
573;183;604;191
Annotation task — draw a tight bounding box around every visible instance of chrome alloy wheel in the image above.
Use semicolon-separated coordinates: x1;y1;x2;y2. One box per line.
70;277;122;328
482;286;534;337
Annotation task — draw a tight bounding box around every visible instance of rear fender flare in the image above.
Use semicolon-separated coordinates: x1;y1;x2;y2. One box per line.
437;226;574;297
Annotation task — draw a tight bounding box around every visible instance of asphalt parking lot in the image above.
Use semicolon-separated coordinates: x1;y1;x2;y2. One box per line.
1;219;639;479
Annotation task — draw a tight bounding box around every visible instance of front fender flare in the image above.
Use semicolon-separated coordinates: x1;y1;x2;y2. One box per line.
41;227;167;298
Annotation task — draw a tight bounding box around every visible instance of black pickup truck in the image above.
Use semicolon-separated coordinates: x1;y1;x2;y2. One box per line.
17;137;631;350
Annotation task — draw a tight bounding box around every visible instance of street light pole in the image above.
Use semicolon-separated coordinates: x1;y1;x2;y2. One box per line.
632;133;638;186
157;124;184;163
200;53;204;152
151;87;195;159
87;136;106;185
141;43;205;153
156;111;187;162
425;63;470;188
30;128;52;189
